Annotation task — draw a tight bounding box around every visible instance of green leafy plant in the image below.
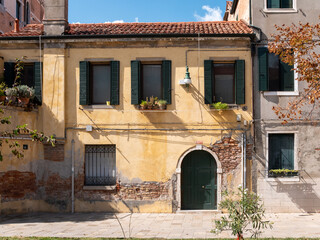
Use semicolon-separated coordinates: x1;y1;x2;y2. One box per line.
212;187;273;239
0;82;6;97
157;99;167;105
269;169;299;177
211;102;229;110
5;87;18;97
140;100;147;106
17;85;35;99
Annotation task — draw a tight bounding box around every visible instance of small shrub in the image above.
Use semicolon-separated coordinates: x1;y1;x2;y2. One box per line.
212;187;273;239
17;85;35;99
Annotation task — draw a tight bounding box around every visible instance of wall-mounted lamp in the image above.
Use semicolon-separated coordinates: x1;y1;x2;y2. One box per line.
179;66;192;89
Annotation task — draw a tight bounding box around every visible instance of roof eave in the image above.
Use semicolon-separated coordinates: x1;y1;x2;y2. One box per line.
0;33;254;41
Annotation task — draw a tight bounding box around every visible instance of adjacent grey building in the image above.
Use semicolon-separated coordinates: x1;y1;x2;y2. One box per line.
227;0;320;212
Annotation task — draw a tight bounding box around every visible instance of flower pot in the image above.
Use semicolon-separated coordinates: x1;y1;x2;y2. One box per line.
140;105;148;110
18;97;30;105
147;104;153;110
159;104;166;110
0;96;6;102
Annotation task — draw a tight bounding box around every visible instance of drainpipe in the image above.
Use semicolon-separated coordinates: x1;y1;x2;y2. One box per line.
242;133;247;189
71;139;75;213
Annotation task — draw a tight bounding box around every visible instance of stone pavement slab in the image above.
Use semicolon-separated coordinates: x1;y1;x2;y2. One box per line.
0;212;320;238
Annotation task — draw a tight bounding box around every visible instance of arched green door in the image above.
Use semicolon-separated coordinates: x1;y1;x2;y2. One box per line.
181;150;217;210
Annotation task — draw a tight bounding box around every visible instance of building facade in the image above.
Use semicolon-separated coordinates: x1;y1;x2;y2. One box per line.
0;0;255;213
0;0;44;34
227;0;320;213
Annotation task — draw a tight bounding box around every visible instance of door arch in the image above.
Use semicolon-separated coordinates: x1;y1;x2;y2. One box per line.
176;145;222;211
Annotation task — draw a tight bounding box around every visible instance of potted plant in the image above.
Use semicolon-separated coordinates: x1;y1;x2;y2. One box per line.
268;169;299;177
157;99;167;110
17;85;35;105
5;87;18;103
140;100;148;110
0;82;6;102
146;96;157;110
211;102;229;110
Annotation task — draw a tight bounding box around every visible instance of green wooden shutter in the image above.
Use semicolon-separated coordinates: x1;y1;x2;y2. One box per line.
204;60;213;104
235;60;245;105
110;61;120;105
268;0;280;8
162;60;171;104
79;61;90;105
131;60;141;105
280;61;294;91
281;0;292;8
34;62;42;105
280;134;294;170
4;62;15;87
258;47;269;91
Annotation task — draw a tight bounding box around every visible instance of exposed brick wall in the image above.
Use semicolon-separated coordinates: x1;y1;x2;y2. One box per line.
209;137;242;173
0;171;36;200
44;144;64;162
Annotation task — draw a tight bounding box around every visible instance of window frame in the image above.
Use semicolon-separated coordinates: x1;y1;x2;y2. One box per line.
265;131;299;181
264;0;297;13
140;61;163;101
259;46;299;96
84;144;116;187
16;0;21;21
89;62;111;105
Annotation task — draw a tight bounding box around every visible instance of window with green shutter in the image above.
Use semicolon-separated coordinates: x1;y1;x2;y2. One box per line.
268;133;294;170
267;0;293;8
259;47;294;92
79;61;120;106
204;60;245;105
131;60;171;104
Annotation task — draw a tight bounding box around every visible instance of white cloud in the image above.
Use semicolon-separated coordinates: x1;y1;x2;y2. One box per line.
104;20;125;23
135;17;139;23
194;5;223;21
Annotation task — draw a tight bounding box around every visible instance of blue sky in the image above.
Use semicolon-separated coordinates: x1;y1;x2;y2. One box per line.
69;0;227;23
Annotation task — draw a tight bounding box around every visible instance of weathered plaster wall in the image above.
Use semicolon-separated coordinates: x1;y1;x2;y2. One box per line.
0;38;253;213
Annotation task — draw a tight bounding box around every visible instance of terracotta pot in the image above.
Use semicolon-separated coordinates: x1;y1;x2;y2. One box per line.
159;104;166;110
140;105;148;110
18;97;30;105
0;96;6;102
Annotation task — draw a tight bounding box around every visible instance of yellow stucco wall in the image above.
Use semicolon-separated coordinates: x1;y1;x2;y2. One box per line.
0;37;253;213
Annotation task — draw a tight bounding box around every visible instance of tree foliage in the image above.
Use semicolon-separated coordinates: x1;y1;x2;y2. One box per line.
212;187;273;239
269;21;320;123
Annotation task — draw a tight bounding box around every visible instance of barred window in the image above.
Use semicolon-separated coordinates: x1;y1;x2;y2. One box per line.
85;145;116;186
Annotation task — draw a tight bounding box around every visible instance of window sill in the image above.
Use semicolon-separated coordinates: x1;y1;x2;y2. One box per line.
263;91;299;96
209;104;240;111
83;185;116;190
266;176;300;182
82;105;115;110
263;8;298;13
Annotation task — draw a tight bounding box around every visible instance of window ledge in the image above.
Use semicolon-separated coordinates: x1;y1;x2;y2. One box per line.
82;105;115;110
209;104;240;111
83;185;116;190
263;8;298;13
263;91;299;96
265;176;300;182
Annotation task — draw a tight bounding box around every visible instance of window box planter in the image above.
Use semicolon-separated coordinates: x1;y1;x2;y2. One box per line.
268;169;299;178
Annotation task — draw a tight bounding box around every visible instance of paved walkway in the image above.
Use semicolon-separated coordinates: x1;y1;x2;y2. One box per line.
0;212;319;238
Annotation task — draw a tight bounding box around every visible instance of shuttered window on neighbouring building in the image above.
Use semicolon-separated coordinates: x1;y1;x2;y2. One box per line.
267;0;293;8
258;47;294;92
204;60;245;105
131;60;171;105
79;61;119;105
268;133;294;170
85;145;116;186
4;61;42;105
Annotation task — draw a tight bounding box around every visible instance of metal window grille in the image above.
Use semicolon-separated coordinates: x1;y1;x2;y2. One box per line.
85;145;116;186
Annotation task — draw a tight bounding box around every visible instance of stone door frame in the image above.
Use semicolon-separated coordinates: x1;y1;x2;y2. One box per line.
176;145;222;211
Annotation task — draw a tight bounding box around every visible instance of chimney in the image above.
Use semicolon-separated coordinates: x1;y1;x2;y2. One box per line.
43;0;68;36
14;19;20;32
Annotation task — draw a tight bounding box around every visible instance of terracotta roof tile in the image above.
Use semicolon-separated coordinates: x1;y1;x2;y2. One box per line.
0;21;253;38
